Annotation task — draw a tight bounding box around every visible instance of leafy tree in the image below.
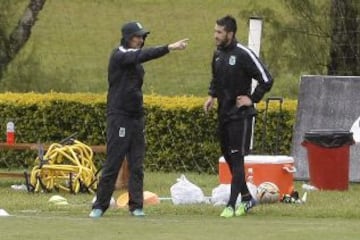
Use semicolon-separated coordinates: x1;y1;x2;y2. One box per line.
0;0;46;81
328;0;360;75
239;0;360;97
240;1;330;76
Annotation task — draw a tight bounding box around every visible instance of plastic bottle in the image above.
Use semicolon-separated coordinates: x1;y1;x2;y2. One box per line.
247;168;254;184
6;121;15;145
246;167;258;201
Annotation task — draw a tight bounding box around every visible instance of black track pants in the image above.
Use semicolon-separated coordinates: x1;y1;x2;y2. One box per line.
218;116;253;208
92;115;145;212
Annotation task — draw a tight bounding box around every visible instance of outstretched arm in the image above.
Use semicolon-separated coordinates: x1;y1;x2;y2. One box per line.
168;38;189;51
114;38;189;65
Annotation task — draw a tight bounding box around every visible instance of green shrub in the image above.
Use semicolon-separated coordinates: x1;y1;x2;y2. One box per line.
0;93;297;173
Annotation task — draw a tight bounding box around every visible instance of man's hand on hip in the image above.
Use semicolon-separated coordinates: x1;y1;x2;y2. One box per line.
236;95;252;108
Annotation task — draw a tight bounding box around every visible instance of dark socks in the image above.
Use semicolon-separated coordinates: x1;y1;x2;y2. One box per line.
241;193;252;202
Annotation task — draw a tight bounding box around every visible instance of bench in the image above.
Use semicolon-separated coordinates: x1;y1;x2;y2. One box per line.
0;142;106;152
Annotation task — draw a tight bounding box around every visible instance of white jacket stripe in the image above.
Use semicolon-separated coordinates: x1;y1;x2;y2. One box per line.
118;46;139;52
237;43;270;83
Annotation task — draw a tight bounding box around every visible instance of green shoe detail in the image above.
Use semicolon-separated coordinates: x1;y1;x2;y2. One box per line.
235;199;256;216
235;203;247;216
220;206;234;218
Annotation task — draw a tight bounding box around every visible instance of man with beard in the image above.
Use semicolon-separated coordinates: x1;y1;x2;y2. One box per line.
90;21;188;218
204;15;273;218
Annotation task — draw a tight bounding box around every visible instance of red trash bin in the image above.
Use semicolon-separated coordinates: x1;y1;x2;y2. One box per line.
302;130;354;191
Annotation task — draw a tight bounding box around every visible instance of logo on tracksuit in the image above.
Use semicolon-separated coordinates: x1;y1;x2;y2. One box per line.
229;55;236;65
119;127;126;137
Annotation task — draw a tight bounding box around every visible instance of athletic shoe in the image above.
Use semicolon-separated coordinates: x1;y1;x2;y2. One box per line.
89;209;103;218
220;206;234;218
235;198;256;216
130;209;145;217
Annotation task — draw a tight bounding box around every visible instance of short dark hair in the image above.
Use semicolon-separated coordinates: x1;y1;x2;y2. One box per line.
216;15;237;35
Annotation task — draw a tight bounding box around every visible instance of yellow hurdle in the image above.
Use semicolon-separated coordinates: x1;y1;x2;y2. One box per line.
29;140;99;194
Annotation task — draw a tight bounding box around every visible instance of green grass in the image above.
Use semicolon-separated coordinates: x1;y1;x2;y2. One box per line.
1;0;296;97
1;215;359;240
1;172;360;239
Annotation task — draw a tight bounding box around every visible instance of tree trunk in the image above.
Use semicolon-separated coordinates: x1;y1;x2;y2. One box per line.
328;0;360;75
0;0;46;79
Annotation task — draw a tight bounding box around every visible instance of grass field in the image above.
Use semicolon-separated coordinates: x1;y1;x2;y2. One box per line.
1;172;360;239
1;0;295;97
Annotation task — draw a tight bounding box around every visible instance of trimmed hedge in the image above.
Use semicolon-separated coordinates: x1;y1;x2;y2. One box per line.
0;92;297;173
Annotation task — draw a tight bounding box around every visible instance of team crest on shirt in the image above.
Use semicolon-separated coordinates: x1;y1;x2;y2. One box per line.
119;127;126;138
229;55;236;65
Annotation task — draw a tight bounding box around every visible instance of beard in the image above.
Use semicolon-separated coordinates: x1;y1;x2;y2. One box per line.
216;34;232;49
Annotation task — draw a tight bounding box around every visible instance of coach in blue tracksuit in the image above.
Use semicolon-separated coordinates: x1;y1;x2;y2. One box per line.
204;15;273;218
90;21;188;218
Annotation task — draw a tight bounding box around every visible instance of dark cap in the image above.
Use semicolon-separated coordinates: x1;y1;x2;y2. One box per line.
121;21;150;40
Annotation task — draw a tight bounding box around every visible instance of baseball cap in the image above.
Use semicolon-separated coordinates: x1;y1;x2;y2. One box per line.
121;21;150;39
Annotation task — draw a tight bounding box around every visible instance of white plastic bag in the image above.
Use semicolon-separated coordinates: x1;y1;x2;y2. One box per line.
211;184;231;206
170;175;205;205
210;184;242;206
246;182;258;201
